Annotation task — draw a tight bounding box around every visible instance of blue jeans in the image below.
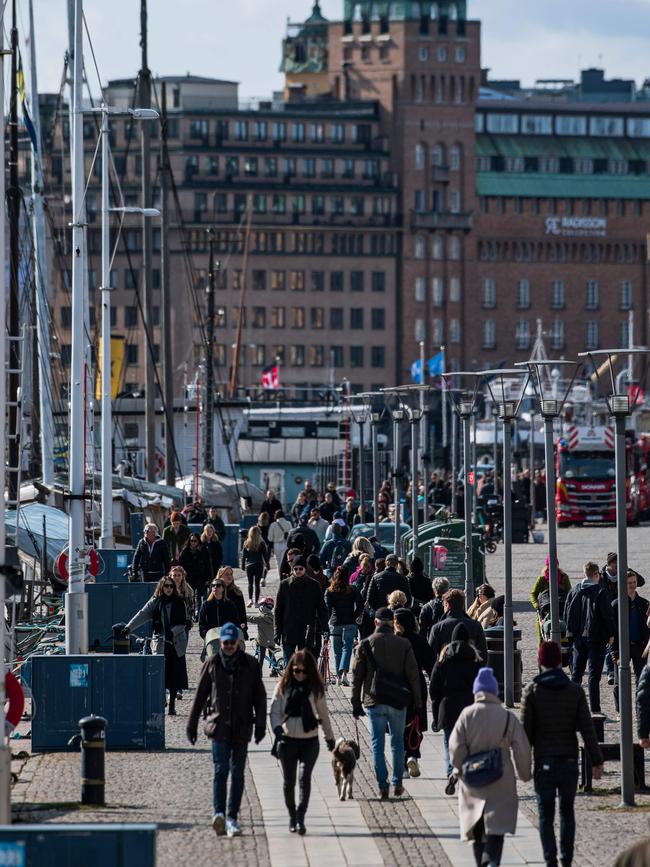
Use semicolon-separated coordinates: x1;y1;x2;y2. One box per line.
212;739;248;819
367;704;407;790
571;638;606;713
331;624;357;673
534;756;579;867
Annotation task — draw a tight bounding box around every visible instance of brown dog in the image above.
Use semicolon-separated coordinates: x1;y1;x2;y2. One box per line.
332;737;361;801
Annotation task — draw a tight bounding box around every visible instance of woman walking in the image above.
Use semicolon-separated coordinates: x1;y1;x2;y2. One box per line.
198;575;240;640
179;534;211;615
201;523;223;584
220;565;249;637
241;527;270;608
394;608;435;779
270;649;335;834
268;509;291;569
169;564;195;624
325;566;363;686
126;576;189;716
449;667;531;867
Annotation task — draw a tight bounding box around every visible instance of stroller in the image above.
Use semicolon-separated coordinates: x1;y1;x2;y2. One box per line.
537;587;571;667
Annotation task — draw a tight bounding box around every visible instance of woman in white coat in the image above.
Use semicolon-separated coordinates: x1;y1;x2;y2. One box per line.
268;509;291;570
449;667;531;867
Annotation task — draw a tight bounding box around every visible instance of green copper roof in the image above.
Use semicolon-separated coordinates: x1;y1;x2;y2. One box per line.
344;0;466;21
477;172;650;200
305;2;328;25
476;134;650;161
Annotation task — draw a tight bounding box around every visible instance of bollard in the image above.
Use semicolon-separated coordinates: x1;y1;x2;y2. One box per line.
68;714;108;805
485;626;523;702
112;622;130;655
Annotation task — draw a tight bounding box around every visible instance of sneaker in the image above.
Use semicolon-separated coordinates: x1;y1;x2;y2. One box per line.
176;691;183;701
226;818;242;837
247;600;254;608
380;788;389;800
407;757;420;778
393;784;404;797
340;673;350;687
608;674;615;685
445;774;457;796
212;813;226;836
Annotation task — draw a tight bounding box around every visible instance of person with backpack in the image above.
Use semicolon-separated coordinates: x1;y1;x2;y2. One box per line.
419;577;450;642
351;607;422;799
564;560;614;714
531;557;572;647
365;553;412;614
320;526;352;578
186;622;266;838
449;667;532;867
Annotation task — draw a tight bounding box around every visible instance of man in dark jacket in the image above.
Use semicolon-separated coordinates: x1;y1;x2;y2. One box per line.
428;588;488;664
274;557;328;664
419;577;450;641
612;570;650;712
521;640;604;867
565;560;614;713
636;657;650;749
365;554;412;612
259;490;283;521
351;607;421;799
187;622;266;838
203;506;226;542
132;523;170;582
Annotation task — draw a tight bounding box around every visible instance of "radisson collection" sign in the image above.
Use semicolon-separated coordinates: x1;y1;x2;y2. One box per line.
544;216;607;237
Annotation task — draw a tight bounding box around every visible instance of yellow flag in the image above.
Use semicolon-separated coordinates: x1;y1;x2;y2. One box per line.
96;335;126;400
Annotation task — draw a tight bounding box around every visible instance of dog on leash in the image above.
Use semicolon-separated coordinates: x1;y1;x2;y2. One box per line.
332;737;361;801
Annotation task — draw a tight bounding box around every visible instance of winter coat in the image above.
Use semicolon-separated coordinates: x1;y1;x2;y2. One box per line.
259;497;283;520
429;612;488;665
202;539;223;579
187;649;266;746
612;593;650;654
325;585;363;627
162;524;191;562
401;629;435;731
521;667;603;764
308;517;330;544
600;565;645;600
419;597;445;641
530;570;571;612
226;586;248;634
408;571;433;604
286;527;320;558
351;623;422;710
268;517;291;545
198;597;240;639
247;609;276;650
132;538;170;580
450;692;532;840
430;639;482;732
365;567;412;611
274;574;328;647
179;546;211;592
203;513;226;541
241;542;270;571
126;595;188;657
176;580;196;623
564;580;615;642
636;663;650;739
269;684;335;741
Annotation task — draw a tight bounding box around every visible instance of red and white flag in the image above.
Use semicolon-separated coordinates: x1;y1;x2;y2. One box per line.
262;364;279;390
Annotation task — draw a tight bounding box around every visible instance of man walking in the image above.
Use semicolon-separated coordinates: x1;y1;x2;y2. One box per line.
521;640;604;867
365;553;412;612
351;607;421;799
565;560;614;713
163;512;191;563
187;622;266;838
274;556;328;664
428;588;488;664
612;569;650;712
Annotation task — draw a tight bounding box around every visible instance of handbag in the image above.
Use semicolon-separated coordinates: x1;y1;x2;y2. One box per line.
461;714;511;787
363;639;411;710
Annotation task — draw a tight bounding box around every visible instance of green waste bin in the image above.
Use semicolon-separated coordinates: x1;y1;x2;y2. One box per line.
425;532;485;592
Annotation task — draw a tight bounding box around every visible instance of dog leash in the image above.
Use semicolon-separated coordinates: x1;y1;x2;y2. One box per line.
354;716;360;744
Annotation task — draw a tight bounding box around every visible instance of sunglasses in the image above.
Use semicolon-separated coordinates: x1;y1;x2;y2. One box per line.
190;539;198;543
212;583;225;588
292;667;306;674
163;583;174;589
294;566;305;571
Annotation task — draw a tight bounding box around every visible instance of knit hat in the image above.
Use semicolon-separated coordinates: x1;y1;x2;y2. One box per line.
220;623;239;643
307;554;322;571
374;606;394;622
538;640;562;669
292;556;307;569
473;667;499;696
451;623;469;642
394;608;416;633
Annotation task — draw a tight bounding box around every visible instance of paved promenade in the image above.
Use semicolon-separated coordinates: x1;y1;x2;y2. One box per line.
10;523;650;864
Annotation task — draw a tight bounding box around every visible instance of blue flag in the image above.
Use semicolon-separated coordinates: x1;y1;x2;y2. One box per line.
410;359;423;384
427;351;445;377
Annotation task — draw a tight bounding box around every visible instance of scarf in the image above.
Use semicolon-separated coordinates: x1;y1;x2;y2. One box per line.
543;556;564;587
284;682;318;733
219;647;239;674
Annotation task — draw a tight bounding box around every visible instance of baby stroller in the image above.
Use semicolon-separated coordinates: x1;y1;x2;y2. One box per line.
248;597;285;677
537;587;571;667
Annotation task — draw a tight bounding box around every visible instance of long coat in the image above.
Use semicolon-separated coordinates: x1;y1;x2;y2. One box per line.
126;595;188;657
449;691;531;840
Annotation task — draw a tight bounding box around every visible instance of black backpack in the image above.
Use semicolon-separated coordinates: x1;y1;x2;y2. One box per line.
566;583;600;639
330;541;350;572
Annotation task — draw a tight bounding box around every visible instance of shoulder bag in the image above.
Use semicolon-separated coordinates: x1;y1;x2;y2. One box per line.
461;712;511;787
362;639;411;710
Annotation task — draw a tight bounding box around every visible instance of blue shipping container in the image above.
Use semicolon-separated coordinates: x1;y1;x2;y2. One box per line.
87;583;156;652
0;824;156;867
30;655;165;752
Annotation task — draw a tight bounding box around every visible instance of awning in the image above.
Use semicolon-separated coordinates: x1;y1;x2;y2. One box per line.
477;171;650;199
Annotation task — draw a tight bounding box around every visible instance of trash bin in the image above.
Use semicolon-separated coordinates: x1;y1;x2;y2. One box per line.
484;625;522;702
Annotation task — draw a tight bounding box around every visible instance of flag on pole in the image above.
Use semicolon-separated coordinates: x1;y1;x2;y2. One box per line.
410;359;423;384
18;54;38;153
427;351;445;377
262;364;279;390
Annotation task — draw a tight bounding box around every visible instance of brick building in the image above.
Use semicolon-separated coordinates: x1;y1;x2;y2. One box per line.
44;0;650;403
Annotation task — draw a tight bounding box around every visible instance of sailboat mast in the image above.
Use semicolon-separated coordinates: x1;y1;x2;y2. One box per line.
7;0;20;505
28;0;54;490
160;81;176;486
229;198;252;398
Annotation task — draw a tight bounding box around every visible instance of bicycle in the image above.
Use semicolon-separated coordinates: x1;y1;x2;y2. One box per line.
318;638;337;689
253;637;285;677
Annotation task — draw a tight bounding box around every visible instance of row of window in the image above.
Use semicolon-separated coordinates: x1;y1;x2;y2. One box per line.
415;143;462;171
193;268;387;294
190;118;372;147
480;319;626;352
345;5;466;35
59;269;161;293
480;278;633;311
199;191;388;219
414;234;463;260
477;155;648;177
212;306;385;330
185;154;382;182
479;196;644;219
413;188;462;213
60;305;162;329
476;112;650;139
188;229;397;258
477;239;640;265
408;72;475;105
343;41;466;66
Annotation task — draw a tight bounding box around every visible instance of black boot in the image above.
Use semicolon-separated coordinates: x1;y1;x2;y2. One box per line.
168;694;177;716
288;810;297;833
296;807;306;835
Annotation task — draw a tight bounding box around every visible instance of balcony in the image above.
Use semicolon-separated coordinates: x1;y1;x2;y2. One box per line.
410;210;473;232
431;165;450;183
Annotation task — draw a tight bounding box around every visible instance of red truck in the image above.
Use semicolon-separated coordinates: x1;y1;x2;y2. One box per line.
555;424;650;526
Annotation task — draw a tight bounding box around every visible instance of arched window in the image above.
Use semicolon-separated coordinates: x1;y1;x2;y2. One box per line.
450;144;461;171
449;236;461;260
352;3;364;21
432;235;444;259
415;144;426;170
415;235;426;259
432;143;445;167
430;2;438;19
448;2;458;19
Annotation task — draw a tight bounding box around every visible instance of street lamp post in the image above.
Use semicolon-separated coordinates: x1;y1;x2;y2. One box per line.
579;347;650;807
409;408;423;555
517;360;580;646
391;408;405;554
480;369;530;708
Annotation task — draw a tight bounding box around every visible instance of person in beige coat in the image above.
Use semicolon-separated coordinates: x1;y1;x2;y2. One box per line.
270;649;335;835
450;667;532;867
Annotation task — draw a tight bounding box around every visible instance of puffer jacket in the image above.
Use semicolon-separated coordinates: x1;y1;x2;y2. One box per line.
430;639;481;731
521;667;603;764
269;684;335;741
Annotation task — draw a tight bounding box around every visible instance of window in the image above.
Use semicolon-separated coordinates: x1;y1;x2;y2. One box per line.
371;346;385;368
516;279;531;309
415;277;426;302
520;114;553;135
310;123;324;143
330;308;343;328
253;345;266;367
432;235;444;260
432;318;443;344
341;159;355;179
290;271;305;291
620;319;631;346
311;307;324;329
455;46;466;63
449;235;461;258
371;308;385;330
449;319;461;344
273;345;285;364
515;320;530;350
372;272;385;293
414;190;426;212
450;145;461;171
225;156;239;177
265;157;278;178
350;308;364;329
190;119;208;139
483;320;496;349
289;307;305;328
270;307;285;328
309;345;325;367
253;194;266;214
437;46;448;62
483;278;496;308
589;116;624;137
60;306;72;327
450;190;461;213
234;120;248;141
251;307;266;328
585;321;599;350
419;46;429;62
350;196;365;216
620;280;633;310
252;270;266;291
283;158;296;178
330;123;345;144
271;121;286;142
271;194;286;214
253;120;267;141
415;235;426;259
312;195;325;215
331;196;344;215
290;345;305;366
486;114;518;134
109;270;118;289
292;195;306;214
449;277;461;303
585;280;599;310
214;193;227;213
551;280;565;309
303;159;316;178
551;319;565;351
126;343;139;365
244;157;258;177
215;307;227;327
291;122;305;143
271;270;286;291
415;144;425;170
124;305;138;327
321;158;334;179
432;278;444;307
350;346;364;367
125;269;138;290
330;272;343;292
556;115;587;136
350;271;364;292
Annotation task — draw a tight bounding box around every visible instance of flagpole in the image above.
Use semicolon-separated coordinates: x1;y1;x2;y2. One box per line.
419;341;426;483
441;345;447;454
